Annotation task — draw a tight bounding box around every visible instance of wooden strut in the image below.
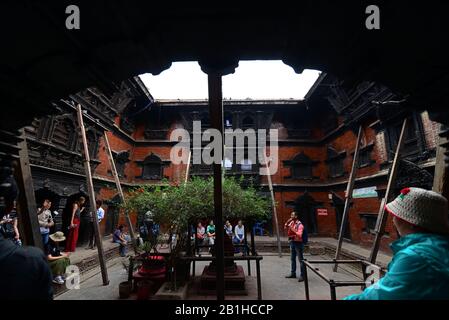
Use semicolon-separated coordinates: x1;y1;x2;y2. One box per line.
75;105;109;285
264;152;282;258
433;123;449;198
208;72;225;301
369;118;408;264
184;150;192;185
103;131;138;255
333;125;364;272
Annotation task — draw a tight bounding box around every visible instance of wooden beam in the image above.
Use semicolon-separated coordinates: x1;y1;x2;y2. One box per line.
263;152;282;257
208;72;225;301
76;105;109;285
15;129;43;249
333;125;364;271
369;118;407;264
103;131;138;255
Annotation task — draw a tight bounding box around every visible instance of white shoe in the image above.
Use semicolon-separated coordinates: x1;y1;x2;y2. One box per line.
53;276;64;285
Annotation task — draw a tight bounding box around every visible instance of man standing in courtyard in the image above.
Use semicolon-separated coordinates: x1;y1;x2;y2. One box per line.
284;211;305;282
345;187;449;300
86;199;104;250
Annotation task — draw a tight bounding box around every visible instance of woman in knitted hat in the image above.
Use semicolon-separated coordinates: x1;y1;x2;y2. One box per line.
345;187;449;300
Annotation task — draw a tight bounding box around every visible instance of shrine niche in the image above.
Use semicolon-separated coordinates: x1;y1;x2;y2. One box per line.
283;152;319;180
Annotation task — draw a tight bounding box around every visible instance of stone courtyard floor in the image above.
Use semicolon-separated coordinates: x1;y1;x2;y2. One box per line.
56;252;367;300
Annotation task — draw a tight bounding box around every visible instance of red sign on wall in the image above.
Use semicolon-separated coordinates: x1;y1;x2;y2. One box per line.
317;208;328;216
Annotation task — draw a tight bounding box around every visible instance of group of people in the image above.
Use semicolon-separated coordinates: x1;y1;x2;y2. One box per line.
195;219;246;252
33;196;106;285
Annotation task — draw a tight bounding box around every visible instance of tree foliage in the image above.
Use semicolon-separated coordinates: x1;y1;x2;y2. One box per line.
123;176;270;230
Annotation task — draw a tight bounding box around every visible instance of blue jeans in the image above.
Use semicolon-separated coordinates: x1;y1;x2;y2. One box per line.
290;241;305;277
114;240;127;257
41;233;49;251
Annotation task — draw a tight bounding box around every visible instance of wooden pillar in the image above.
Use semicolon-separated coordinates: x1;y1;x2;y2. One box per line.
15;129;43;249
76;105;109;285
369;118;407;264
208;72;225;301
334;125;363;271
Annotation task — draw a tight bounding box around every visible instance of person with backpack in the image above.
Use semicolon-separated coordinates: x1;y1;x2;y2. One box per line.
0;202;21;246
284;211;307;282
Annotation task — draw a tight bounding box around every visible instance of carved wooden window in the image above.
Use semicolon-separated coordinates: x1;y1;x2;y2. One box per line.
357;143;375;168
113;151;130;178
327;147;345;178
52;119;76;150
291;152;313;179
385;113;427;161
142;154;163;180
86;130;100;159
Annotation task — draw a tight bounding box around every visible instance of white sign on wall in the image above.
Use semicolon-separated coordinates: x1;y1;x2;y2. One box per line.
352;186;378;199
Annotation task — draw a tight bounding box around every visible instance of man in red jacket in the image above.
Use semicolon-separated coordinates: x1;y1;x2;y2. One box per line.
284;211;305;282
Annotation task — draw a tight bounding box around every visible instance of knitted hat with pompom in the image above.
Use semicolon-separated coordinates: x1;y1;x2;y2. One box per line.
385;187;449;234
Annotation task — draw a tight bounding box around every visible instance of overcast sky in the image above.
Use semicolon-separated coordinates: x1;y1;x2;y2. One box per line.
139;61;321;100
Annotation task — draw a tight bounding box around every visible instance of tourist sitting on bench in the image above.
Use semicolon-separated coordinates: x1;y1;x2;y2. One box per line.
233;220;246;253
113;225;127;257
47;232;71;285
224;220;233;239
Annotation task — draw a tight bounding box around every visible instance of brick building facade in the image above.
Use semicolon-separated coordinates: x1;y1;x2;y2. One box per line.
24;74;438;253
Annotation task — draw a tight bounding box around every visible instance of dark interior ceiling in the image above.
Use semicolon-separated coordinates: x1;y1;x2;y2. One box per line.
1;1;448;131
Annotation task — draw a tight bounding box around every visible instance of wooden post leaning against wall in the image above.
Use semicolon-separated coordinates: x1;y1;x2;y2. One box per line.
103;131;138;255
369;118;408;264
263;152;282;258
433;124;449;199
333;125;364;271
76;105;109;285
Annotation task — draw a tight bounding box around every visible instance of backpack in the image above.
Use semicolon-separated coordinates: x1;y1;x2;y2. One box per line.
301;222;308;244
1;221;16;239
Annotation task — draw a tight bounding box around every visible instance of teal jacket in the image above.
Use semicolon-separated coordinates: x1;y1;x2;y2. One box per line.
345;233;449;300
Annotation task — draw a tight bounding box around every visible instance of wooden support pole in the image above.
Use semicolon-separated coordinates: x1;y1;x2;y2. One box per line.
333;125;363;272
184;150;192;185
103;131;138;255
76;105;109;285
208;72;225;301
433;124;449;199
369;118;408;264
15;129;43;249
264;152;282;257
